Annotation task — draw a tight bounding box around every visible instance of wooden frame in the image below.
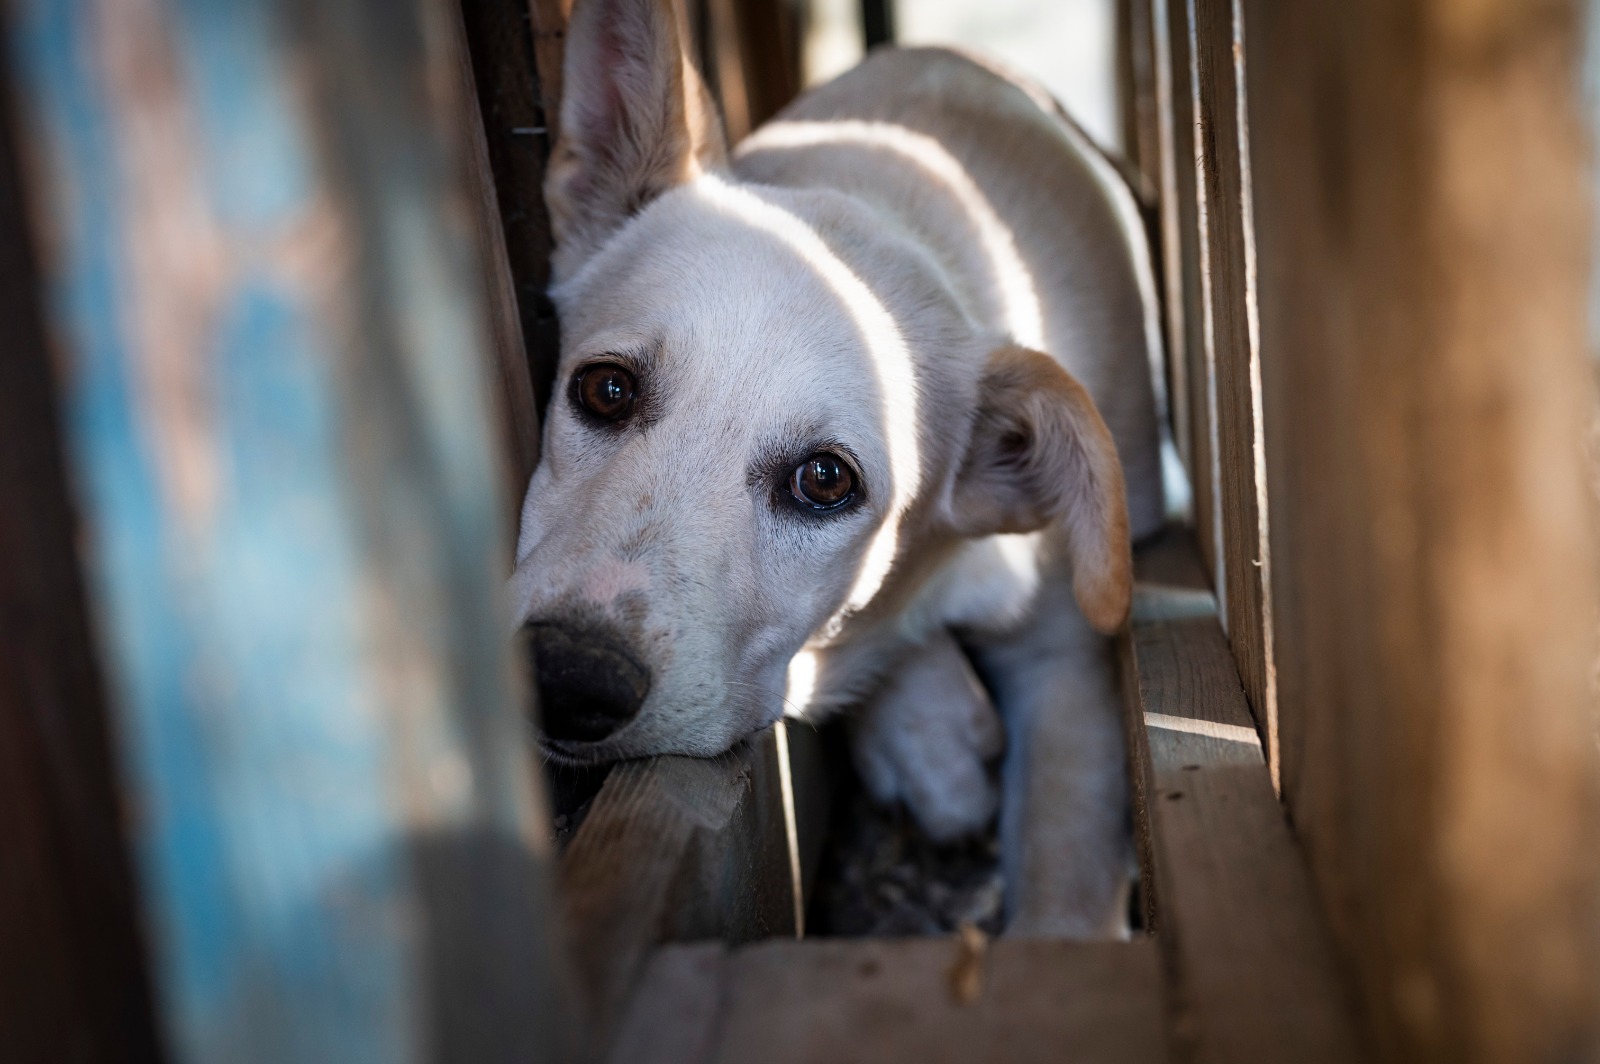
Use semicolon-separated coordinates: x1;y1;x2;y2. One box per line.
4;0;1596;1060
603;528;1367;1063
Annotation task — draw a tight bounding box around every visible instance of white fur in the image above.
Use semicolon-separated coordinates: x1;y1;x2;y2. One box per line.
510;8;1163;935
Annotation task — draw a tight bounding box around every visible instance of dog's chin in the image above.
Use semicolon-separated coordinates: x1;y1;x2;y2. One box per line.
538;736;624;768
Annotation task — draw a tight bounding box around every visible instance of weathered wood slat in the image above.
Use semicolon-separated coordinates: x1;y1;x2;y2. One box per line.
613;938;1166;1064
1122;528;1364;1063
0;53;162;1064
444;0;542;522
529;0;573;150
700;0;801;144
1155;0;1219;580
1242;1;1600;1060
1185;0;1275;775
1143;0;1190;506
460;0;567;415
4;1;567;1060
1116;0;1162;201
561;721;833;1053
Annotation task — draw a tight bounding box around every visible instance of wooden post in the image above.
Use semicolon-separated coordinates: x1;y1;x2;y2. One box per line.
1184;0;1276;773
1164;0;1222;592
444;0;542;528
4;0;569;1060
1243;1;1600;1060
459;0;569;423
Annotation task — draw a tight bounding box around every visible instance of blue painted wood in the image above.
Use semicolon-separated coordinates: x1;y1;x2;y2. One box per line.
5;1;564;1062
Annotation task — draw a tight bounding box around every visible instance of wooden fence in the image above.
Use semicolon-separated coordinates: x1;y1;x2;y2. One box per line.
1;0;1596;1062
1123;1;1600;1060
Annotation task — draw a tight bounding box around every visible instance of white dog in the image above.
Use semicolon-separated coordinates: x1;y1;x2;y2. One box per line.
508;0;1165;936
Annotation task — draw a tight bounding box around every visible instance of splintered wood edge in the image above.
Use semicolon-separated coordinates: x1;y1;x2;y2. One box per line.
1122;526;1366;1063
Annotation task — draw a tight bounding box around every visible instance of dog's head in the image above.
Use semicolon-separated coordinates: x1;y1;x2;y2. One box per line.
510;0;1131;762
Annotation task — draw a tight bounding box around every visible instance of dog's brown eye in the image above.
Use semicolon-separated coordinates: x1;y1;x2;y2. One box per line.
790;452;856;511
575;363;636;422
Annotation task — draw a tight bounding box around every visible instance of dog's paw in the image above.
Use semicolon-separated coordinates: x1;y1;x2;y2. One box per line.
851;632;1004;842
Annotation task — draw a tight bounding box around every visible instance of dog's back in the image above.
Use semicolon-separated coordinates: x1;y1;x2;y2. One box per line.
735;47;1165;537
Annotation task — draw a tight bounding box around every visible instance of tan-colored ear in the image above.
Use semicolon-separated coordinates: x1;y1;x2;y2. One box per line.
546;0;728;282
947;345;1132;632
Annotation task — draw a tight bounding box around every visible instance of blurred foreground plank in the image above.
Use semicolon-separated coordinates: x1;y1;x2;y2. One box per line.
4;0;570;1060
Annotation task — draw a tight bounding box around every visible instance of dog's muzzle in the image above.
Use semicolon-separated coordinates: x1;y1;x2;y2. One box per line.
524;620;651;742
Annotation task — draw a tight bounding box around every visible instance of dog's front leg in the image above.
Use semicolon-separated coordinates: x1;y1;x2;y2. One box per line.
968;585;1132;939
849;629;1005;843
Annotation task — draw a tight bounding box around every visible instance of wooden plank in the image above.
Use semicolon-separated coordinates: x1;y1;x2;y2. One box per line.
605;944;727;1064
4;1;568;1060
730;0;801;130
1121;528;1365;1062
561;721;833;1053
1151;0;1217;571
1241;1;1600;1060
0;54;162;1064
1116;0;1163;201
529;0;573;149
861;0;894;51
1150;766;1363;1064
704;0;755;142
460;0;566;415
703;0;801;143
444;0;541;523
614;938;1167;1064
1186;0;1275;775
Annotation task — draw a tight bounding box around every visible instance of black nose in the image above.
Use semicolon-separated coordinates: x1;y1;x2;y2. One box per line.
524;621;651;742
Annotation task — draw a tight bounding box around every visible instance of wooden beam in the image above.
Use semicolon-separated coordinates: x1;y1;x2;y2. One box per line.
4;0;569;1059
1241;1;1600;1060
561;722;833;1055
0;49;162;1064
1121;527;1366;1063
611;938;1166;1064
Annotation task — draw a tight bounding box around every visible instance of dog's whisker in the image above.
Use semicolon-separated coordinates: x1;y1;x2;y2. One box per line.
719;679;807;720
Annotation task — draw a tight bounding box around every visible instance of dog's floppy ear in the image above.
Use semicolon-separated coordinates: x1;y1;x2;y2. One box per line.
947;345;1133;632
546;0;728;281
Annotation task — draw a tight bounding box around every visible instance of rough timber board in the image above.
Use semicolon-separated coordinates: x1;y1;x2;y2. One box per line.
1242;1;1600;1060
560;722;832;1048
611;938;1166;1064
1186;0;1275;767
1123;528;1364;1063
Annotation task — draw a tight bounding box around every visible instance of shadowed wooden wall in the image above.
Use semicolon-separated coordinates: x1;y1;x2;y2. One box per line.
1125;0;1600;1060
